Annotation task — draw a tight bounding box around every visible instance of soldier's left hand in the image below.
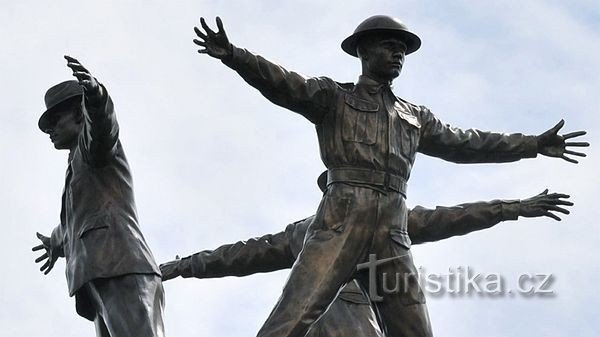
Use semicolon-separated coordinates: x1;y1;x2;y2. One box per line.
520;189;573;221
537;119;589;163
32;232;59;275
64;55;104;104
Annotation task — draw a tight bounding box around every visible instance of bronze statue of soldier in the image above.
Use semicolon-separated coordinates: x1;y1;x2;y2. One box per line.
193;15;588;337
32;56;164;337
161;173;572;337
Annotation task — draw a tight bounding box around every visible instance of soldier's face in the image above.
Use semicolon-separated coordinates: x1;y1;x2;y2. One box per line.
43;99;82;150
360;36;407;81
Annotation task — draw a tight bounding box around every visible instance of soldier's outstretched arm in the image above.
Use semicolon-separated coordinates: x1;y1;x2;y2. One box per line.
417;107;589;164
159;218;312;281
193;17;336;124
64;56;119;166
408;190;573;244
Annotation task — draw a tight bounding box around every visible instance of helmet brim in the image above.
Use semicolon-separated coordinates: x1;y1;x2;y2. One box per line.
341;29;422;57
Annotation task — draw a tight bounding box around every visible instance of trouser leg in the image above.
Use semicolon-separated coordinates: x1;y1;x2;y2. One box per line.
358;192;432;337
257;184;378;337
94;316;111;337
87;273;165;337
307;290;385;337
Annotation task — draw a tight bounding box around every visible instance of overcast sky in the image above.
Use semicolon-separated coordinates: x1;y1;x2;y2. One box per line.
1;1;599;336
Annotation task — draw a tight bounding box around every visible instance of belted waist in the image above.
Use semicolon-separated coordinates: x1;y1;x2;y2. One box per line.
327;168;407;196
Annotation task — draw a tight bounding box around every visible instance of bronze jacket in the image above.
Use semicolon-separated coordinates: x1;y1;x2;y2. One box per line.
49;88;160;299
222;47;539;183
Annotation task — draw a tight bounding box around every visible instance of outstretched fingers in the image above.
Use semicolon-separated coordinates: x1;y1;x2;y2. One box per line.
543;211;562;221
551;199;574;206
545;205;570;215
193;39;206;47
565;141;590;147
40;260;50;272
44;260;56;275
72;71;93;83
560;155;578;164
35;253;48;263
64;56;89;72
541;194;573;206
194;26;207;40
549;119;565;134
200;17;216;36
216;16;227;37
564;149;586;157
563;131;587;139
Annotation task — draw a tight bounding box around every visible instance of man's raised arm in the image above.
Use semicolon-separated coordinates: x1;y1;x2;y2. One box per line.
193;17;336;124
65;56;119;167
407;190;573;244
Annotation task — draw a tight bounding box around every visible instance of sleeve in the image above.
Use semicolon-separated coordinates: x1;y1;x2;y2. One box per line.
417;106;538;163
50;224;65;258
221;46;337;124
178;223;298;279
79;85;119;167
407;200;521;244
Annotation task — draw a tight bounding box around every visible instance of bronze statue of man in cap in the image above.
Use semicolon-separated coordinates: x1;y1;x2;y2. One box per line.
193;15;588;337
32;56;164;337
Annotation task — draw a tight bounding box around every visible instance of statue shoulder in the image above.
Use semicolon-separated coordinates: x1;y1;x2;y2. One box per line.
335;81;356;92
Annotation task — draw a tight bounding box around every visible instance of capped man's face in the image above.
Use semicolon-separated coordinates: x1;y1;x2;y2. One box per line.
42;98;82;150
359;35;407;82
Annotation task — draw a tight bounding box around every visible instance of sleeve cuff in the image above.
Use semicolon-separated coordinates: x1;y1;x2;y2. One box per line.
501;200;521;220
180;254;207;278
178;256;195;278
522;136;539;158
221;45;242;67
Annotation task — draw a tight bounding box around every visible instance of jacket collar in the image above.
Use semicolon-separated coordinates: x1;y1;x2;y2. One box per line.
356;75;393;95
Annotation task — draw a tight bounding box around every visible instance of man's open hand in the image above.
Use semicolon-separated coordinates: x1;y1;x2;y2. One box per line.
32;232;59;275
520;189;574;221
193;16;232;59
537;120;589;163
64;55;104;104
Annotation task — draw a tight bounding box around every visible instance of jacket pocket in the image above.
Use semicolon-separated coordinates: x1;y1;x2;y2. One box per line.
393;102;421;159
78;214;111;238
341;94;379;145
315;195;352;232
390;228;412;250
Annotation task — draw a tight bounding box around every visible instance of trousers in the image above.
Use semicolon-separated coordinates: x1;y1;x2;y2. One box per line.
257;183;432;337
82;273;165;337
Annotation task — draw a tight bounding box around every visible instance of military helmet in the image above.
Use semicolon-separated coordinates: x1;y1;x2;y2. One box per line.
341;15;421;57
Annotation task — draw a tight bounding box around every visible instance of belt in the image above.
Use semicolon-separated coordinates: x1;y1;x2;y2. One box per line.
327;167;407;196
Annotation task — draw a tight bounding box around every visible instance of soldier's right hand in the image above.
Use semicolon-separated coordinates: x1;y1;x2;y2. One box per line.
194;16;232;59
159;256;182;281
32;232;59;275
